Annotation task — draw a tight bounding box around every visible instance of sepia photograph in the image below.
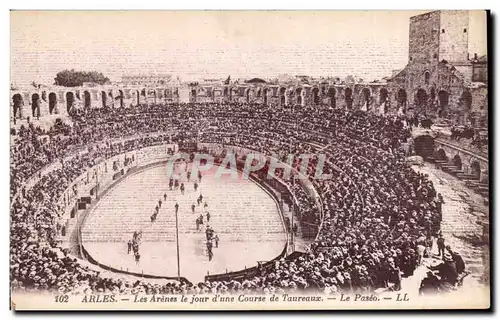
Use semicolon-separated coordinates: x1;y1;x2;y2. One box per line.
9;9;490;311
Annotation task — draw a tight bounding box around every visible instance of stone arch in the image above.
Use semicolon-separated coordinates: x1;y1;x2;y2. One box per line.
327;87;336;108
117;90;124;107
12;93;24;119
31;93;41;118
424;71;431;85
191;88;197;103
360;87;371;110
415;88;428;110
279;87;286;106
295;87;303;105
66;91;75;113
396;88;407;108
452;154;462;170
436;148;448;161
101;91;107;108
312;87;320;105
263;88;269;105
345;87;353;109
48;92;57;114
470;160;481;180
83;90;91;109
414;135;435;159
134;90;140;105
379;88;389;114
438;90;449;109
460;90;472;111
256;88;261;98
148;89;157;104
245;88;251;103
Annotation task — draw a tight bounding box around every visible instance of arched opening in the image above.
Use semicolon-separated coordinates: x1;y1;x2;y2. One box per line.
141;89;146;98
438;90;449;109
361;88;371;110
117;90;124;107
414;135;435;160
327;87;336;108
149;90;157;104
296;88;302;105
12;94;23;119
312;88;320;105
279;87;286;106
101;91;107;108
415;89;428;110
470;161;481;180
263;88;269;105
224;87;229;97
436;149;448;162
48;92;57;114
397;89;407;113
460;90;472;111
379;88;388;114
424;71;430;85
31;93;41;118
245;88;251;103
66;92;75;113
191;89;197;103
345;87;353;109
452;154;462;170
83;91;91;109
135;90;140;105
108;91;114;107
256;88;261;98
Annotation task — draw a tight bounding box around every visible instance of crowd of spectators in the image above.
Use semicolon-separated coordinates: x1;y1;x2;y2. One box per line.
11;102;446;295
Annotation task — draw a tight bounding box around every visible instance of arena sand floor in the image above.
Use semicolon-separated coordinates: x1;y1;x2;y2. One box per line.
81;163;287;283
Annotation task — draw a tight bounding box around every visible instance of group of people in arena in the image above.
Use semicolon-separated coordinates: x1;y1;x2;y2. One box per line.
10;101;466;295
127;231;142;263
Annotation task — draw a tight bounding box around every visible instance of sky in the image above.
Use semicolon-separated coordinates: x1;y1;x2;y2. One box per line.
10;10;487;86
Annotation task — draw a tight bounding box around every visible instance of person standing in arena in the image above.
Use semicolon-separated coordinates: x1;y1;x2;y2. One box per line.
180;183;185;195
206;211;211;223
127;240;132;254
214;234;219;248
175;202;179;214
164;193;167;201
169;178;173;191
207;239;213;261
158;198;162;208
191;204;196;214
194;181;198;192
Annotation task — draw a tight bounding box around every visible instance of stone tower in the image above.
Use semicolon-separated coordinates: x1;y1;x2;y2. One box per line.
408;10;469;67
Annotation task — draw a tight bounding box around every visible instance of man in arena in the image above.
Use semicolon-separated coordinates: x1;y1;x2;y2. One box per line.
164;193;167;201
214;234;219;248
194;181;198;192
191;204;196;214
158;198;162;208
207;239;213;261
175;202;179;214
127;240;132;254
206;211;211;223
180;183;185;195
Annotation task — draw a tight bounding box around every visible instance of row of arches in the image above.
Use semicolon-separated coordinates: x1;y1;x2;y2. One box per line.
435;148;482;180
413;88;472;114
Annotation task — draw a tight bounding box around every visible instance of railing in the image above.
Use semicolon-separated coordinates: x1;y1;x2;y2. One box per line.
81;245;191;284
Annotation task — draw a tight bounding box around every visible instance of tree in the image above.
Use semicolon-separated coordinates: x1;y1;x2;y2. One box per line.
54;69;110;87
